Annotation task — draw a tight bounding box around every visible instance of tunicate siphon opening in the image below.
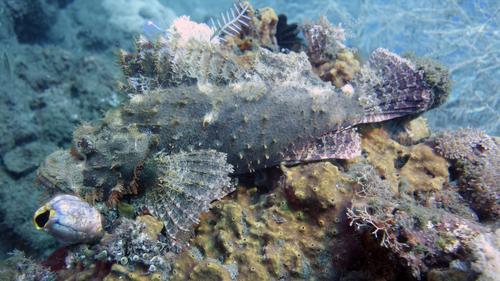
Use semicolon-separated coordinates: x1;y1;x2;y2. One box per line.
35;210;50;228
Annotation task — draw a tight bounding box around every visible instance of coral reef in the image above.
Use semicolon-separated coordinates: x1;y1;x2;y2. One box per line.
313;48;360;88
32;7;449;255
0;249;54;281
153;121;487;280
105;264;162;281
354;123;449;193
302;15;360;87
153;120;486;280
347;198;483;278
5;1;497;281
97;216;171;274
3;117;500;281
434;128;500;218
171;181;359;280
434;127;495;160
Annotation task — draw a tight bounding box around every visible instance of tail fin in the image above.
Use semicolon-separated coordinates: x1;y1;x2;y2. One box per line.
353;48;441;124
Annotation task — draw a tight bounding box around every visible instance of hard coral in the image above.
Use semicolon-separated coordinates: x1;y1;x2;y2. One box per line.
302;15;360;87
434;128;500;218
435;127;495;160
355;124;449;194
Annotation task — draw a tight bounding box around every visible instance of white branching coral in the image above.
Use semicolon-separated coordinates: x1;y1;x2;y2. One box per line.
167;16;217;44
347;206;407;251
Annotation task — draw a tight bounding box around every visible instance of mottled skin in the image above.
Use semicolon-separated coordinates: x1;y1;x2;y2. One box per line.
35;16;449;244
77;81;360;195
121;83;362;173
72;46;440;200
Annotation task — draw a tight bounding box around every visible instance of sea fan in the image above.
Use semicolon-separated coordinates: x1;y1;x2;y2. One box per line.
210;1;252;41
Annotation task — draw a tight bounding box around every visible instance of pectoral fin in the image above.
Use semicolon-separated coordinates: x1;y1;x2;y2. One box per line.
145;150;235;241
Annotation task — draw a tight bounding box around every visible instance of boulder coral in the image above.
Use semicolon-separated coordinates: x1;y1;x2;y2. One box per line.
352;121;450;194
434;127;500;218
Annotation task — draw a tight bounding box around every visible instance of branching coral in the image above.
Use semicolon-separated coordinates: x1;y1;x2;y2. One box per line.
347;206;407;252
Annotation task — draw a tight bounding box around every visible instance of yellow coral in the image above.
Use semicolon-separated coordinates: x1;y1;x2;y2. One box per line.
355;122;449;193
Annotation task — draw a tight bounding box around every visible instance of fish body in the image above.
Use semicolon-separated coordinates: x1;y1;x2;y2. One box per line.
117;74;363;173
36;16;449;242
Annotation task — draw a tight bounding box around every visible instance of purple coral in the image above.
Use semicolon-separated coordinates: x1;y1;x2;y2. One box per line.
434;128;500;218
435;127;495;160
468;148;500;215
